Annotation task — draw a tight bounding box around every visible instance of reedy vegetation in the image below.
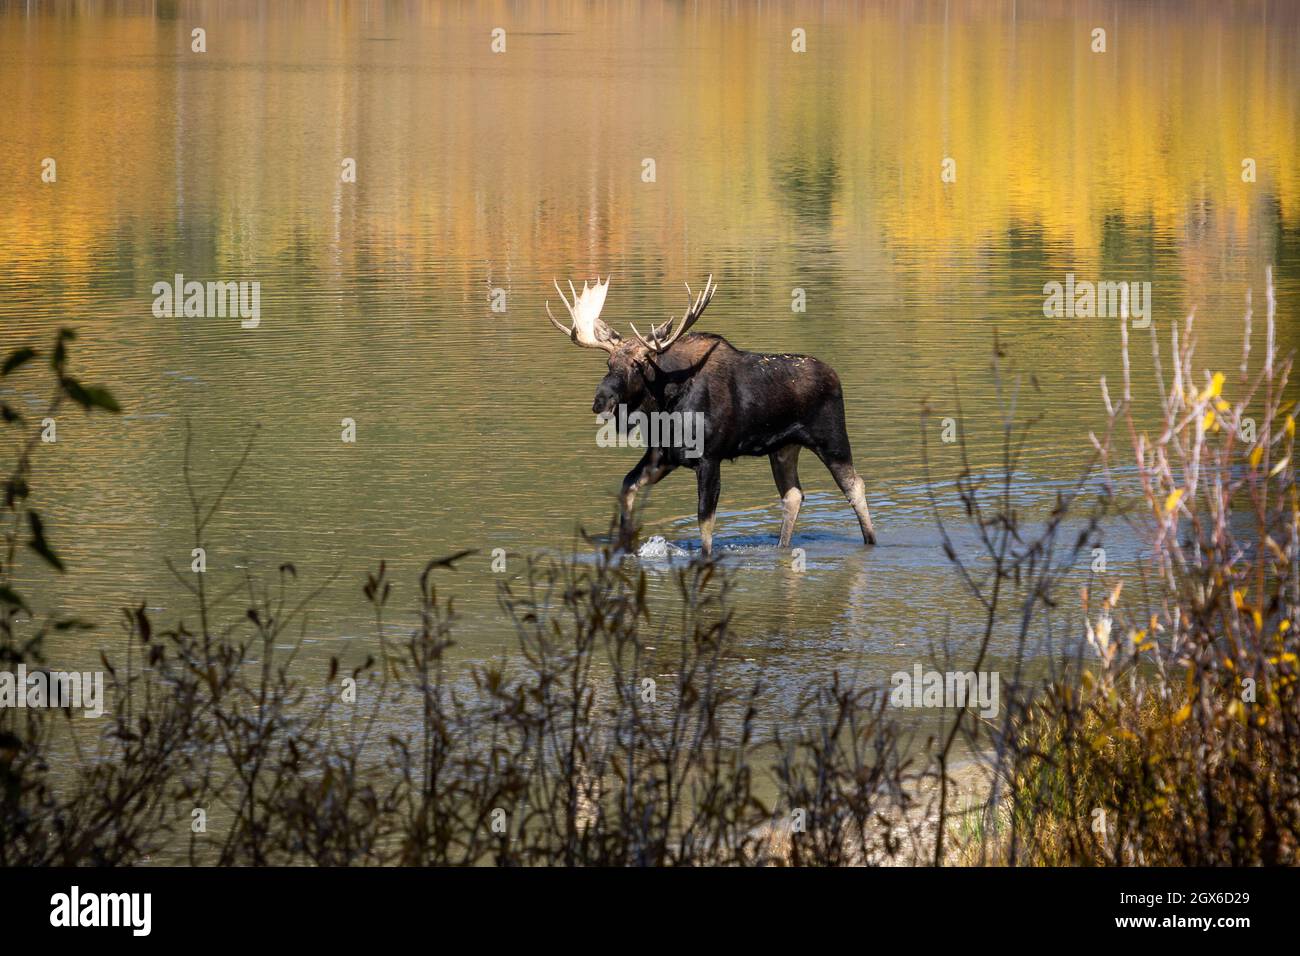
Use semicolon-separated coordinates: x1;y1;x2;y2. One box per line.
0;274;1295;865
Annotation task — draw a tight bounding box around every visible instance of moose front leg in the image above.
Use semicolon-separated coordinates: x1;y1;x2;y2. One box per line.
618;448;674;551
696;459;721;556
769;444;803;549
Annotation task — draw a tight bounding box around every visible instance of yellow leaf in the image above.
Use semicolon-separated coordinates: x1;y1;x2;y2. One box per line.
1202;410;1216;431
1250;444;1264;468
1198;372;1225;402
1269;457;1290;478
1164;489;1184;513
1288;416;1296;438
1172;703;1192;725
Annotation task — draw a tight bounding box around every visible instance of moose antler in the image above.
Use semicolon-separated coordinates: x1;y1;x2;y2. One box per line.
547;276;621;352
629;275;716;353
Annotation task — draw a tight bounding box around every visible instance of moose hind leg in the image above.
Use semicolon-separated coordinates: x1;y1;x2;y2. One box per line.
825;458;877;546
769;445;803;549
808;394;877;546
696;460;721;556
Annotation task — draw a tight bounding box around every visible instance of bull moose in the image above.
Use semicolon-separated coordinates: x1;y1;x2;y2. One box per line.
546;275;877;556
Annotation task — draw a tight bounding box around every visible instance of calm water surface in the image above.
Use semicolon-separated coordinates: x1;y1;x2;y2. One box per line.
1;1;1297;717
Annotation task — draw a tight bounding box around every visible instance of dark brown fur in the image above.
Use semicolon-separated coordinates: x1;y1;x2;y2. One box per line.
591;333;877;555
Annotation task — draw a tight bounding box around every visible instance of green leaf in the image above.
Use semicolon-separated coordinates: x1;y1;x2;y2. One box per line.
61;377;122;414
1;347;36;377
5;477;30;506
52;618;94;631
133;603;151;642
51;328;76;374
27;511;65;572
0;585;30;615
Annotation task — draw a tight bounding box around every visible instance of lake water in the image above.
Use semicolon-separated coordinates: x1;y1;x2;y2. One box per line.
1;1;1297;719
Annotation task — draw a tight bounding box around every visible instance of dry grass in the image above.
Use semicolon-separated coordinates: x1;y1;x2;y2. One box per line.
2;269;1295;865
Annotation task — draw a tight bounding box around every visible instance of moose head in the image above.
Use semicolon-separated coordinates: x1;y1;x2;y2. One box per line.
546;275;716;416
